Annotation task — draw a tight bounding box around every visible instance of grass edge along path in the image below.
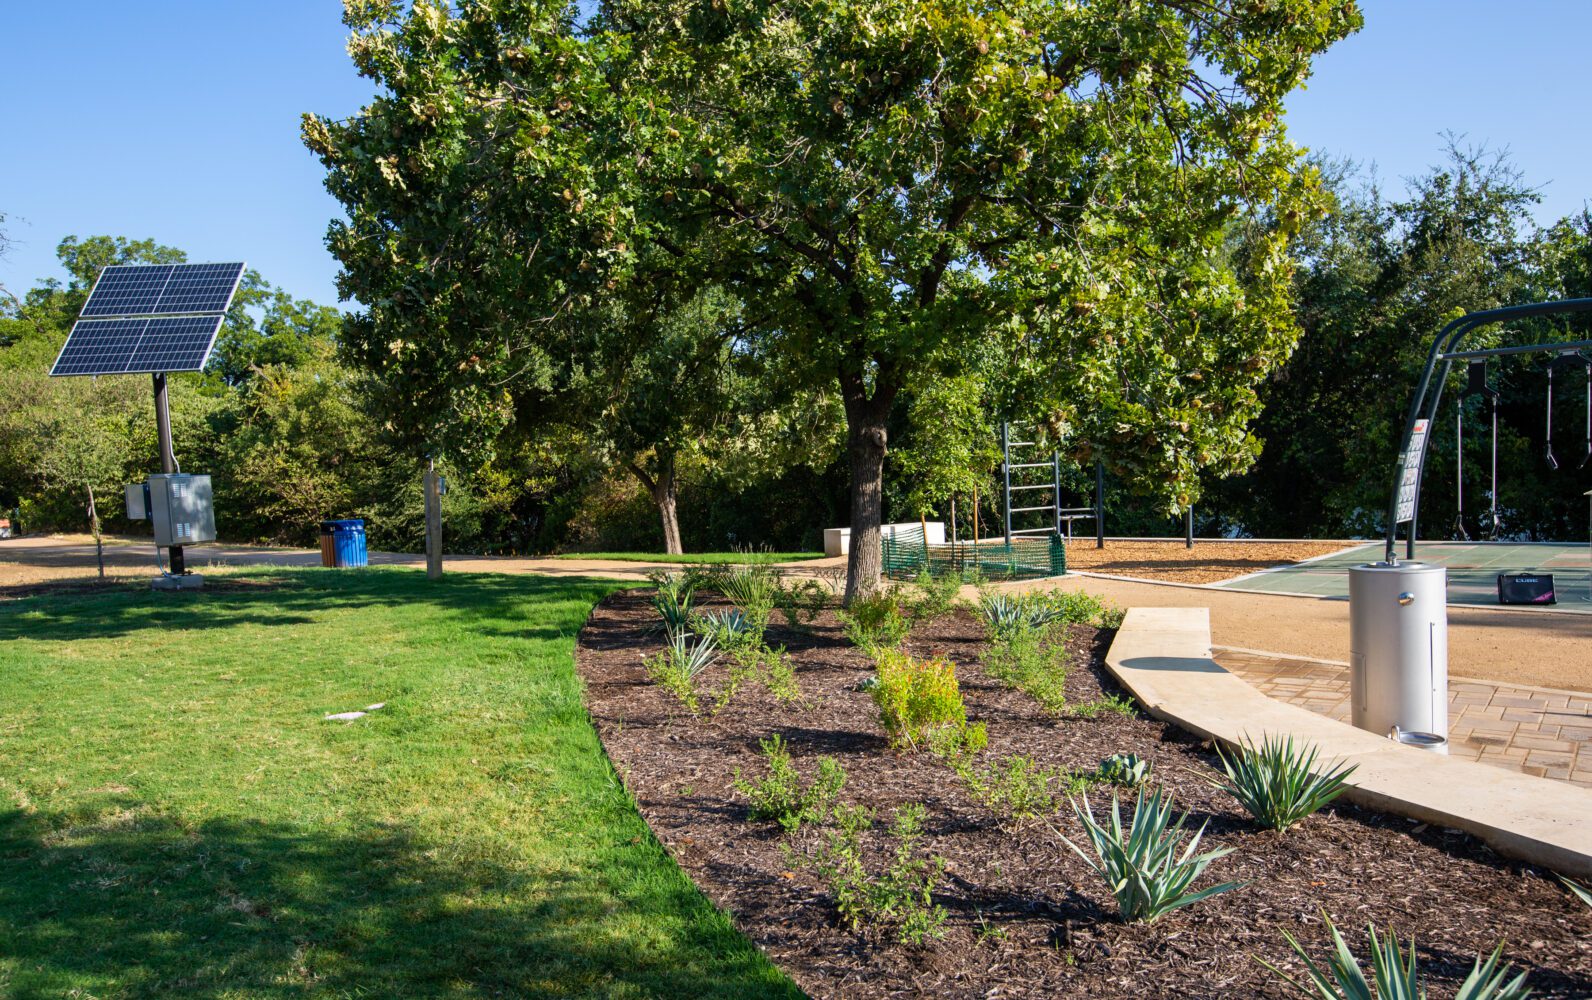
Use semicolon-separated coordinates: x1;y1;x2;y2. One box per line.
0;567;799;999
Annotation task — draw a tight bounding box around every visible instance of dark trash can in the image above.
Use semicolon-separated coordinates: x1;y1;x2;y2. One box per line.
320;519;368;568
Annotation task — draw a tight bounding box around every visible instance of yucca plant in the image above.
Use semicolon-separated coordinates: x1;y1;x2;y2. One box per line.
651;586;695;641
1564;877;1592;909
643;630;720;713
714;562;779;629
1259;913;1532;1000
1059;785;1241;923
1215;734;1358;832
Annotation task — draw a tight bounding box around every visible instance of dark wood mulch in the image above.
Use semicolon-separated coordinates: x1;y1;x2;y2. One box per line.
574;590;1592;999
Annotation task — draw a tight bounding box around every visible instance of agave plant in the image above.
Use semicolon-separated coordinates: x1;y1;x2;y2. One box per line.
1259;913;1532;1000
1215;734;1358;832
1098;752;1152;788
977;593;1067;638
1059;785;1241;923
694;608;755;644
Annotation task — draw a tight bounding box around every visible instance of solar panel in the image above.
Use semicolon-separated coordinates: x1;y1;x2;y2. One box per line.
80;262;244;318
52;261;245;377
124;315;227;373
79;265;175;318
150;262;245;315
49;319;150;376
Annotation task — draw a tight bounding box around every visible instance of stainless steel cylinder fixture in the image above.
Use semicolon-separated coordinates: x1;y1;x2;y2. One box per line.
1348;561;1449;754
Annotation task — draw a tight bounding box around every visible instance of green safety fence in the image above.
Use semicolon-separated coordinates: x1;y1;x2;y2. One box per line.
881;527;1066;581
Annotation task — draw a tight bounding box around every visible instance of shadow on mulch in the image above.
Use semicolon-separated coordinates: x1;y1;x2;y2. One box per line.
575;589;1592;1000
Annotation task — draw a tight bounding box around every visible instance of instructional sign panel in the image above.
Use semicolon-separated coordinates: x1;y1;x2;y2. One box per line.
1394;418;1430;525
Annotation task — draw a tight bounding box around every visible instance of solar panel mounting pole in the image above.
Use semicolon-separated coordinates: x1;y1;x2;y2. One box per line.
153;372;184;575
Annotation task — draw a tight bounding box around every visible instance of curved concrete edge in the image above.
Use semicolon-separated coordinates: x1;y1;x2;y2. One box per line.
1106;607;1592;880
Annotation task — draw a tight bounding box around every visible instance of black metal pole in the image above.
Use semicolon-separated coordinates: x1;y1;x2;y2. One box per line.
1185;505;1194;549
1095;460;1105;549
1384;298;1592;562
153;373;184;574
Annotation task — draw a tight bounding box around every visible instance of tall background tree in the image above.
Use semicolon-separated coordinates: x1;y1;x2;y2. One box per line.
306;0;1362;598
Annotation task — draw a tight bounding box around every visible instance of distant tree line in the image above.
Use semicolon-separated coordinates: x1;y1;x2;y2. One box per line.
4;143;1590;555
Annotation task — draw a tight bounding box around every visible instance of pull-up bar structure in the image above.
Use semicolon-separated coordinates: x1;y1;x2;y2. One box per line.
1384;297;1592;562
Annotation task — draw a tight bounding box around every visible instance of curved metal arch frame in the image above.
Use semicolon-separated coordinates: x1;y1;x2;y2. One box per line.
1384;297;1592;562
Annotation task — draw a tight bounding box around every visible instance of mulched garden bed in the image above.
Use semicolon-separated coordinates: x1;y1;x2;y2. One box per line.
574;589;1592;999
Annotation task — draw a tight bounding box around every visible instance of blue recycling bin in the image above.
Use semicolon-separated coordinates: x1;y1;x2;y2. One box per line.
319;519;368;568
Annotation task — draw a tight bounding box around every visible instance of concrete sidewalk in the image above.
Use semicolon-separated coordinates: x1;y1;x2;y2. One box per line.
1216;647;1592;788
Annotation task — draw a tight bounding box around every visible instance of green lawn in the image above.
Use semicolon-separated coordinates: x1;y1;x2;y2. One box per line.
0;568;798;999
552;551;825;564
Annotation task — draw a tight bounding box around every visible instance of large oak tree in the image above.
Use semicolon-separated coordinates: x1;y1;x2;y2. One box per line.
306;0;1360;598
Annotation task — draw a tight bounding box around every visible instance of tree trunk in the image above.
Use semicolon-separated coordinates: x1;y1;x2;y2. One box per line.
628;454;683;555
840;370;897;605
87;484;104;579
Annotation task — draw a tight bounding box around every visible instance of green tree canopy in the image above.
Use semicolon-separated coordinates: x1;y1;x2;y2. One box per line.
307;0;1361;596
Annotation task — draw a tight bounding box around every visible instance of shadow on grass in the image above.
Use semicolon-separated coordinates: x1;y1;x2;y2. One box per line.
0;803;797;999
0;568;618;643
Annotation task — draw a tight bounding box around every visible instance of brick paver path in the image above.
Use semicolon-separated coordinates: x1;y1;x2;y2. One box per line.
1214;647;1592;789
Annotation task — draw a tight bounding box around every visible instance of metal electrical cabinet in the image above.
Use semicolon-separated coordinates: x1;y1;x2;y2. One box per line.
146;474;216;547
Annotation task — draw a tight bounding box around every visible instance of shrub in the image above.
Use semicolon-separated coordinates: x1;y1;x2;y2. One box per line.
907;569;962;623
734;734;846;833
982;627;1069;713
646;569;695;605
925;719;987;766
774;578;829;628
642;630;720;713
1098;752;1152;788
1214;734;1358;833
1069;693;1136;719
1259;913;1531;1000
837;588;911;652
1060;785;1241;923
958;754;1077;823
801;802;947;946
871;649;968;750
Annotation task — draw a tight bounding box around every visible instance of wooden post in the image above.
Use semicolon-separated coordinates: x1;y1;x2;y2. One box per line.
424;459;443;580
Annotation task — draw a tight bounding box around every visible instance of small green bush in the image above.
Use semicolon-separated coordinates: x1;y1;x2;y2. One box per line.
1214;734;1358;833
925;718;987;766
871;649;968;750
1069;693;1135;719
774;578;829;628
982;627;1069;713
1060;785;1241;923
1259;913;1531;1000
907;569;962;623
642;630;720;713
734;734;846;833
837;588;911;653
801;802;947;946
957;754;1082;823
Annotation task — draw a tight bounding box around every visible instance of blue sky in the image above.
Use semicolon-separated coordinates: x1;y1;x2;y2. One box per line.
2;2;1589;308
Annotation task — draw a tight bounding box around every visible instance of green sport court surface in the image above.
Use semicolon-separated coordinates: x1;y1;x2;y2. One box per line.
1213;541;1592;613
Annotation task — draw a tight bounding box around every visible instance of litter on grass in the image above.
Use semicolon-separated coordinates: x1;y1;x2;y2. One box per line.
324;702;387;722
